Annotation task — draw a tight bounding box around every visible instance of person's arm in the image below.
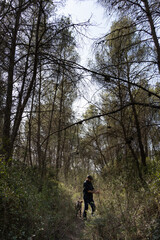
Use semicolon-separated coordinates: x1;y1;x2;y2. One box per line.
88;189;100;194
88;189;95;193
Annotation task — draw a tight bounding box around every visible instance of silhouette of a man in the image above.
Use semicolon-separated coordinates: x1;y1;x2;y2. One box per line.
83;175;99;220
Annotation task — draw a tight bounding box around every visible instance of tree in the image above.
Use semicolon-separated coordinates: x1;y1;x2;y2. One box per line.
1;0;48;160
98;0;160;72
15;16;80;180
0;0;81;167
91;16;156;181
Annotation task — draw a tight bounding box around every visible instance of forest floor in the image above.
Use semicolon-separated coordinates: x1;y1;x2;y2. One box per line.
65;217;86;240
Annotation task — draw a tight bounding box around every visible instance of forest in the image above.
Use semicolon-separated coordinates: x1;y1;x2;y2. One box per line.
0;0;160;239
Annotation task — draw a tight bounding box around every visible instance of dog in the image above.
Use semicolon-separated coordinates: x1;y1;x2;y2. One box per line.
75;200;83;217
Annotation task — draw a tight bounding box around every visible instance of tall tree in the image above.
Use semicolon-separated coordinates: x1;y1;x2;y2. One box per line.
98;0;160;72
17;16;79;180
0;0;81;166
92;17;154;180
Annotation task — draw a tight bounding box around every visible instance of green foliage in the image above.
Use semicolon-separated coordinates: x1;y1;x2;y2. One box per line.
0;160;75;240
82;167;160;240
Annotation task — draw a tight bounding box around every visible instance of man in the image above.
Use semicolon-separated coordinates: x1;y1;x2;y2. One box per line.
83;175;99;220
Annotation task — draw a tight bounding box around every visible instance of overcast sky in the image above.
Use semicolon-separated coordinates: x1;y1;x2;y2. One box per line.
57;0;112;117
57;0;111;65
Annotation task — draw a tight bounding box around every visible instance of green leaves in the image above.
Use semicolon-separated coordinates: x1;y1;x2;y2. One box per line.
0;164;75;239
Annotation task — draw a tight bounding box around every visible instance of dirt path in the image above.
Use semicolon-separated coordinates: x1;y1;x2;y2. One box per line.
65;217;85;240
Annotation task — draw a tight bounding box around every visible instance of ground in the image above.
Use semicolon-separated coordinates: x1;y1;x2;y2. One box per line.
65;217;85;240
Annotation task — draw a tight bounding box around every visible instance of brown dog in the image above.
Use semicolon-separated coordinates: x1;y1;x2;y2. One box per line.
75;200;83;217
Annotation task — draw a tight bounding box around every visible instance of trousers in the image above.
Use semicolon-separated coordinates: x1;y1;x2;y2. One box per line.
83;198;96;218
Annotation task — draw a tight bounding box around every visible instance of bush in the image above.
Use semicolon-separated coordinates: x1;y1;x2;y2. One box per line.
0;160;75;240
82;169;159;240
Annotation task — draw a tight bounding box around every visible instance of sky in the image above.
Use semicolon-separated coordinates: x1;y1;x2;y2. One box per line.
57;0;112;118
57;0;110;65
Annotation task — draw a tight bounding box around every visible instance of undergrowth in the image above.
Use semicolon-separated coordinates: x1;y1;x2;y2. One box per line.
82;163;160;240
0;159;75;240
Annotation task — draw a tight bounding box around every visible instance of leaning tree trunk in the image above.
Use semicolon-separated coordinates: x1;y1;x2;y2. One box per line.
9;0;42;161
143;0;160;73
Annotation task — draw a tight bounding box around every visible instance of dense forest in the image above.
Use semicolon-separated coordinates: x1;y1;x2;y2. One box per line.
0;0;160;239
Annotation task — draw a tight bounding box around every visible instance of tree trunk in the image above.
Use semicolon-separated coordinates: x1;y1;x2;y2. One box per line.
37;63;42;171
143;0;160;72
126;61;147;168
9;1;42;160
42;67;59;179
11;23;33;155
56;71;64;180
2;1;22;161
117;76;143;181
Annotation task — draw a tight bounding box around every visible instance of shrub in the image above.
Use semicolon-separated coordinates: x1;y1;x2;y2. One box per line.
0;160;75;240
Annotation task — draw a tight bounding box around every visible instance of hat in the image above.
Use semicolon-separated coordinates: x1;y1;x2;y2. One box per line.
87;175;93;180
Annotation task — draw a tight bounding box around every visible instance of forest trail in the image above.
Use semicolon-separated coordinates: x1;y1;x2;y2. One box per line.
65;217;85;240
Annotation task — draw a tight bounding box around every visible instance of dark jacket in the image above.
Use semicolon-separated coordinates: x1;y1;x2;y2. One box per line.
83;180;94;201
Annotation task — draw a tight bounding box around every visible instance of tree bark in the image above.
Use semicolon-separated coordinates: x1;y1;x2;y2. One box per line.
126;61;147;168
2;1;22;161
8;0;42;161
37;62;42;171
143;0;160;72
56;69;64;180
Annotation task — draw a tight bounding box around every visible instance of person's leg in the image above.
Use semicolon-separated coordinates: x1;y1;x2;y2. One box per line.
89;201;96;215
83;199;88;219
